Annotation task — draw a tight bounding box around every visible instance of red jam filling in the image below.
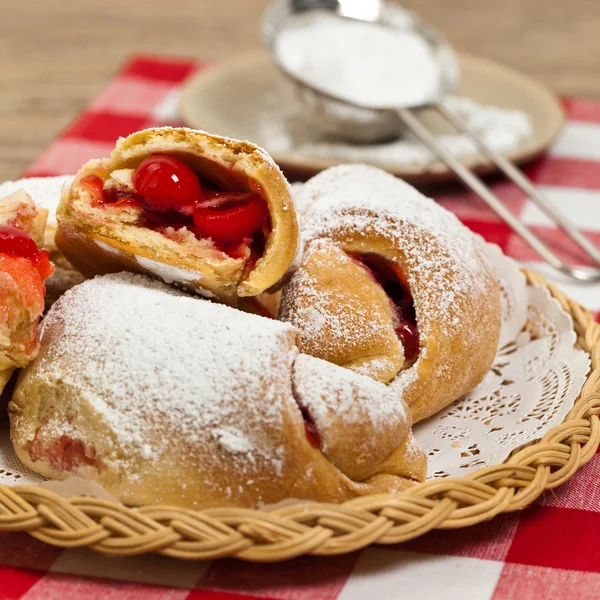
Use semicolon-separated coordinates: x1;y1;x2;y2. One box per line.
352;253;420;363
82;154;270;259
299;404;321;449
0;226;54;281
28;434;102;473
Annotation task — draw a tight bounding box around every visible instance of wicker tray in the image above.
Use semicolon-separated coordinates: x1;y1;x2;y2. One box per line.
0;270;598;562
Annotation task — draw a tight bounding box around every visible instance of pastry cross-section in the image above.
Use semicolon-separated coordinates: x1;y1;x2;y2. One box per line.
56;128;299;304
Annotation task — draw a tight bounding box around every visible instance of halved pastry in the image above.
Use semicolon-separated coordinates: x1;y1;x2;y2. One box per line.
10;273;425;509
0;190;54;395
279;165;502;422
56;128;299;303
0;176;85;308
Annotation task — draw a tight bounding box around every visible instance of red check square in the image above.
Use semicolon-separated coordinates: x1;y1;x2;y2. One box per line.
121;56;197;83
506;506;600;571
506;226;600;267
88;77;177;117
563;98;600;124
63;112;150;143
0;566;46;599
459;219;515;253
187;591;280;600
525;156;600;190
492;562;600;600
199;555;358;600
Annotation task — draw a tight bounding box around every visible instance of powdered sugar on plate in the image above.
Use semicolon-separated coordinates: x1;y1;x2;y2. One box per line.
274;12;441;110
254;95;533;167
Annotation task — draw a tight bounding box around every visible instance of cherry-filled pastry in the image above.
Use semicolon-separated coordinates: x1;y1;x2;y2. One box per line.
279;165;502;422
56;128;299;303
10;273;425;508
0;176;85;308
0;190;54;393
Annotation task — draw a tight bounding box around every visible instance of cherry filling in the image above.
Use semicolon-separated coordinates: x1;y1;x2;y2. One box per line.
0;226;53;281
352;253;420;364
82;154;270;260
28;434;102;473
299;404;321;449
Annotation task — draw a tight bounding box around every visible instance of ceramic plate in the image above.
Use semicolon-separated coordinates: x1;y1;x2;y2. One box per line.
180;51;565;182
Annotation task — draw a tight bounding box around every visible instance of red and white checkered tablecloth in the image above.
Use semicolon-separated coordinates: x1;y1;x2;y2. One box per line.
2;54;600;600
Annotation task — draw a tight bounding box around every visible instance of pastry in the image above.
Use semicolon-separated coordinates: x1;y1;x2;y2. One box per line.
56;127;299;304
0;176;85;307
279;165;501;422
10;273;425;509
0;190;54;395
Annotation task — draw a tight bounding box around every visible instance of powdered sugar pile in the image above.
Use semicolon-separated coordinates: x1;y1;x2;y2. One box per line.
274;12;441;109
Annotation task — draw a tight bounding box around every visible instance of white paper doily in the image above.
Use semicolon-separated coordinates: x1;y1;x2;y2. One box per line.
0;245;591;492
414;244;591;479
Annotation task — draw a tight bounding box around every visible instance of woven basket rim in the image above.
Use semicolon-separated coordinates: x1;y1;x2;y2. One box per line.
1;269;598;562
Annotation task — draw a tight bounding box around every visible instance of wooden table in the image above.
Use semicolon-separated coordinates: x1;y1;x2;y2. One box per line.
2;0;600;181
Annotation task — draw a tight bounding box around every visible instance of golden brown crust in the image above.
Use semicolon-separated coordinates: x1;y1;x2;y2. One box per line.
280;239;404;383
279;165;502;422
56;127;299;303
9;273;425;509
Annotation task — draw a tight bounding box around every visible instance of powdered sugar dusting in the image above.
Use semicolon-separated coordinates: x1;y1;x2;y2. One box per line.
285;165;499;401
19;271;424;503
295;164;492;331
293;353;409;444
292;353;416;479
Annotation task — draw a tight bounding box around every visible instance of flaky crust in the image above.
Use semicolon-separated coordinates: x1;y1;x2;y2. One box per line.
56;127;298;303
10;274;425;509
279;165;502;422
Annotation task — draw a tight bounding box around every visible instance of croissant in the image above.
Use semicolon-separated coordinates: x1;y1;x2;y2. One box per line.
10;273;425;509
279;165;502;422
56;128;299;304
0;190;54;395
